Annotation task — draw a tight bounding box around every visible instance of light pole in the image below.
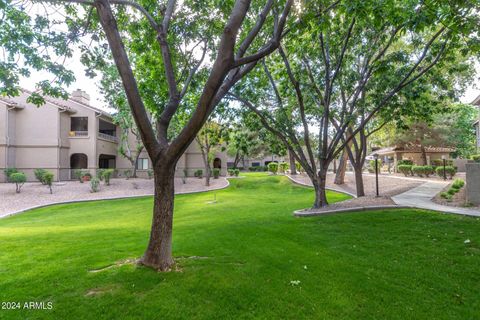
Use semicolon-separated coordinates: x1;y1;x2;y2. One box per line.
441;155;447;181
373;153;379;197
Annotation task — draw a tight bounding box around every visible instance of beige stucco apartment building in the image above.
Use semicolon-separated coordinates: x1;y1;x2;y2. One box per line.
0;89;226;182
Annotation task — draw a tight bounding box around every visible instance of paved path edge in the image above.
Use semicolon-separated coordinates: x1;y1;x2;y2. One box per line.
294;205;413;217
285;174;358;198
0;178;230;219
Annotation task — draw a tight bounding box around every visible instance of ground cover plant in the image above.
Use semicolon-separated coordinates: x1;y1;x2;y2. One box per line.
0;174;479;319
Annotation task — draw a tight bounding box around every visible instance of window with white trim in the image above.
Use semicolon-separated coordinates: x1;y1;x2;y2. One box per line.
136;158;149;170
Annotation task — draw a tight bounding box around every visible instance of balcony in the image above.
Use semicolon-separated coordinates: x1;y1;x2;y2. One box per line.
98;132;118;143
69;131;88;137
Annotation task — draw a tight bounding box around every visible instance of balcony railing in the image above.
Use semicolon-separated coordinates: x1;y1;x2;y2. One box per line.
69;131;88;137
98;132;118;143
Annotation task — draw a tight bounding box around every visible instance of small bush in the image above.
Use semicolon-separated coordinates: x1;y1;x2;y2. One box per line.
90;177;100;193
234;169;240;177
447;188;457;195
194;169;203;178
4;168;18;182
34;169;48;184
10;172;26;193
452;179;465;189
73;169;85;183
96;169;106;181
268;162;279;175
278;162;289;174
471;155;480;163
397;160;413;166
431;159;454;167
103;169;114;186
213;168;220;179
435;166;456;179
412;165;425;177
440;192;449;199
228;169;235;176
43;172;54;194
398;165;412;177
147;169;154;179
295;162;303;173
424;165;434;177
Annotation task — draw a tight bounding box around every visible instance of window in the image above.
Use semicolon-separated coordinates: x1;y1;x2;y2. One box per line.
136;158;149;170
71;117;88;132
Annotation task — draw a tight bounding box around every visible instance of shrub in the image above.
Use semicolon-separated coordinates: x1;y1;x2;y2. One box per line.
440;192;449;199
34;169;48;184
397;159;413;166
10;172;26;193
228;169;235;176
412;165;428;177
96;169;106;181
452;179;465;189
213;168;220;179
147;169;154;179
43;172;54;194
398;165;412;177
447;188;457;195
73;169;85;183
471;154;480;163
268;162;279;175
90;177;100;193
431;159;454;167
295;162;304;173
435;166;456;179
278;162;289;174
233;169;239;177
248;167;256;172
103;169;114;186
424;165;434;177
194;169;203;178
4;168;18;182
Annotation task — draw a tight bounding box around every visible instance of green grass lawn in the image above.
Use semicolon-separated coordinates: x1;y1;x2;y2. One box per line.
1;173;479;319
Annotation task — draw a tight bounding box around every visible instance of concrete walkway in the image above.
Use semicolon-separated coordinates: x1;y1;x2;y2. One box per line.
392;181;480;217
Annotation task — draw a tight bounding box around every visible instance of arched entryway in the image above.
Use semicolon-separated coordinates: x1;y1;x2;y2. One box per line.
213;158;222;169
70;153;88;169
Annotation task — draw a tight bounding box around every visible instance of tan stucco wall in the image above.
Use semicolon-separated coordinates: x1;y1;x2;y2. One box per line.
0;91;228;182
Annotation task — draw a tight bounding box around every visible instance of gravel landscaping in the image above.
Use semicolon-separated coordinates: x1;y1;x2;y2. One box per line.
0;177;229;217
288;172;424;213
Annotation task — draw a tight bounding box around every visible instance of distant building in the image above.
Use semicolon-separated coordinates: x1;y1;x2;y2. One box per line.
0;89;226;182
372;145;455;169
473;94;480;150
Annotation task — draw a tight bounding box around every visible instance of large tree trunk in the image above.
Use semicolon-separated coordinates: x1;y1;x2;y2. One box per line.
289;149;297;175
334;150;348;185
353;165;365;197
312;170;328;208
140;164;175;271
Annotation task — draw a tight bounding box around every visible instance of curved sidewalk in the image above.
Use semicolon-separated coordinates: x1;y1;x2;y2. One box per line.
392;181;480;217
